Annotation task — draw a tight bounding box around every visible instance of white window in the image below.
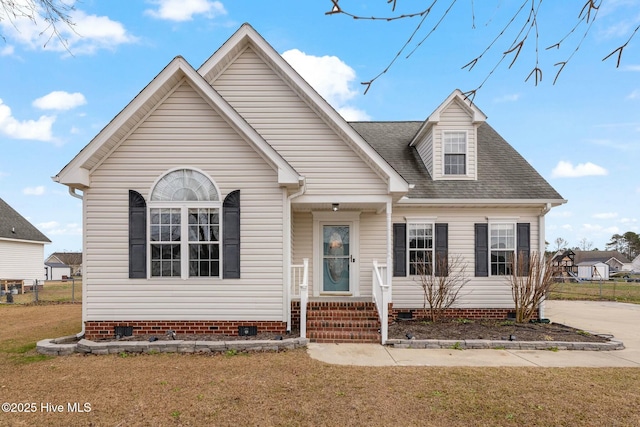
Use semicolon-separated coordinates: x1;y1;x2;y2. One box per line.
490;223;515;276
443;132;467;175
408;222;434;275
149;169;221;279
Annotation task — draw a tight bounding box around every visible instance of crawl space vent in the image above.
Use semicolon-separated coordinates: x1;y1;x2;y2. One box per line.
238;326;258;336
114;326;133;338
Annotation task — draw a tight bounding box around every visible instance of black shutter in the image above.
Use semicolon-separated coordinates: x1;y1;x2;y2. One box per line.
393;223;406;277
129;190;147;279
475;223;488;277
223;190;241;279
517;223;531;276
435;223;448;277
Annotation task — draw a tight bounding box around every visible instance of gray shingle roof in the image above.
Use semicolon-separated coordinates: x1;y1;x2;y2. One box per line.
0;197;51;243
574;250;631;264
349;121;564;201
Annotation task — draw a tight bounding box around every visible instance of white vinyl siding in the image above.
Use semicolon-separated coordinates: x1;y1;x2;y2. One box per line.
391;207;540;309
211;47;388;196
432;100;477;180
0;240;46;285
84;81;285;321
414;131;433;177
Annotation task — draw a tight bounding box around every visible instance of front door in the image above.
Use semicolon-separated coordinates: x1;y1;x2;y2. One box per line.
322;225;351;292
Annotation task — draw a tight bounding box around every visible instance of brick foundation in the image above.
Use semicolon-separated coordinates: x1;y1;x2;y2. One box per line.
84;320;288;341
390;307;518;320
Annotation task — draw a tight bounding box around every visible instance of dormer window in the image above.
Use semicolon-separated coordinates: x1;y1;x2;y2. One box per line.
443;131;467;175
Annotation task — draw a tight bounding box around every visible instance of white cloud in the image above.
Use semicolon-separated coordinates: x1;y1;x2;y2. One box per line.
623;65;640;71
549;210;573;218
493;93;520;103
145;0;226;22
593;212;618;219
551;161;608;178
561;224;574;231
627;89;640;100
580;223;620;234
620;218;638;224
23;186;46;196
1;45;14;56
336;106;371;121
33;91;86;111
37;221;82;236
0;6;136;54
282;48;369;121
0;99;55;141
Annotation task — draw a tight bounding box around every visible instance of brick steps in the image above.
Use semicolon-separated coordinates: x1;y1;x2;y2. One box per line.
306;301;381;344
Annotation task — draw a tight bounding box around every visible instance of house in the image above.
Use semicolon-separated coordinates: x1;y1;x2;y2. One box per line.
0;197;50;292
44;261;72;281
577;261;609;281
551;249;577;277
45;252;83;277
573;251;630;274
52;24;565;343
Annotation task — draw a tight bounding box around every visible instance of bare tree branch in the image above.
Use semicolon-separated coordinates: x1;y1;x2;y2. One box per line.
0;0;76;50
326;0;639;94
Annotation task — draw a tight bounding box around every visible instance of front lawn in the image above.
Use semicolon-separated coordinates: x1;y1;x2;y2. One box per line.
1;304;639;426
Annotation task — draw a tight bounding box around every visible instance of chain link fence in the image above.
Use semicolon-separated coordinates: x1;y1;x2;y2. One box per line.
1;278;81;304
549;276;640;304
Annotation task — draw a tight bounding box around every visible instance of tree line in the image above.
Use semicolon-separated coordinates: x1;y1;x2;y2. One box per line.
553;232;640;260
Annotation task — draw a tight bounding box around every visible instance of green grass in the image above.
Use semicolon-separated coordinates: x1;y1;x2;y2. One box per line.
549;278;640;304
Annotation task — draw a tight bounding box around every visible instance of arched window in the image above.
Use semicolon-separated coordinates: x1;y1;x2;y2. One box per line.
149;169;221;278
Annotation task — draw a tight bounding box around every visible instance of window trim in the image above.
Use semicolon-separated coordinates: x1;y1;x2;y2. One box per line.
442;130;468;176
147;168;222;280
406;219;435;276
488;220;516;277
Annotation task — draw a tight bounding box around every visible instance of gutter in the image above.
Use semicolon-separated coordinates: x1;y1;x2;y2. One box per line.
284;178;306;332
538;202;552;319
66;187;86;339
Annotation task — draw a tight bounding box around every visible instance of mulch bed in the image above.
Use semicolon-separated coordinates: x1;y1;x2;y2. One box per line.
388;318;610;342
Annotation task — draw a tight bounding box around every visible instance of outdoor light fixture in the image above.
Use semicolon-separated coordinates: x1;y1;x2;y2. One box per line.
332;203;339;212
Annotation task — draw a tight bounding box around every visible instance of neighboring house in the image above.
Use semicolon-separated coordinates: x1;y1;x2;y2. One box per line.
577;261;609;281
52;24;565;342
44;261;72;281
45;252;83;276
628;255;640;273
0;197;50;290
551;249;576;277
573;251;631;274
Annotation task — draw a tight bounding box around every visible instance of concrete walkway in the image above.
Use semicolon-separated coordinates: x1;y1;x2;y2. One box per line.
307;300;640;367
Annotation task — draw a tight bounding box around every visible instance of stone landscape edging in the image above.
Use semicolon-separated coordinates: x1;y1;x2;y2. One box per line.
385;337;624;351
36;336;309;356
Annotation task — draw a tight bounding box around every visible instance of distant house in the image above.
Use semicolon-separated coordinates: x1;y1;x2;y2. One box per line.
551;249;577;277
52;24;565;343
0;197;50;289
44;261;72;281
574;250;630;274
45;252;83;277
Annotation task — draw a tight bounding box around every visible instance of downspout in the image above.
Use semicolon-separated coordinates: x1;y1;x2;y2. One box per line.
284;178;306;332
538;203;552;320
67;187;86;339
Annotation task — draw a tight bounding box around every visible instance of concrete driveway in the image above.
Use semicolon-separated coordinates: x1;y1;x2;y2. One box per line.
307;300;640;367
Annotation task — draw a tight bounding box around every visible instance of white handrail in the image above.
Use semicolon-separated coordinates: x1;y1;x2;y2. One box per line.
299;258;309;339
372;260;389;344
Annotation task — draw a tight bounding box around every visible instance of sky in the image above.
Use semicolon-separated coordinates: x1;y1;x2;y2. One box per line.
0;0;638;257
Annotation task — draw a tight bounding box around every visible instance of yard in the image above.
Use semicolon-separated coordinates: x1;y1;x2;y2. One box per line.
549;277;640;304
3;279;82;304
1;304;640;426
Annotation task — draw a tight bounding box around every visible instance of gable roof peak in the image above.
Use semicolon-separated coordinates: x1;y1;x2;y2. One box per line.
409;89;487;146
